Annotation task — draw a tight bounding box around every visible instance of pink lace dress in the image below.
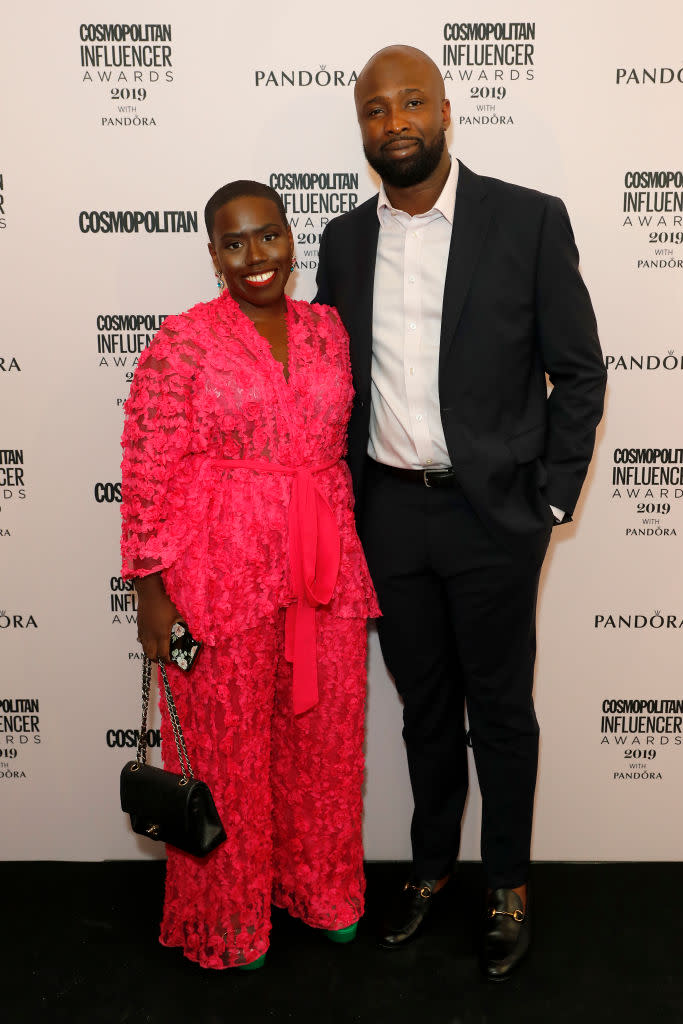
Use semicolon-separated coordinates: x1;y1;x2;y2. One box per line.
121;290;379;968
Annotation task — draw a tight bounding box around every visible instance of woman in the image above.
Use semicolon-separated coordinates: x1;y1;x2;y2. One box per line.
120;180;379;969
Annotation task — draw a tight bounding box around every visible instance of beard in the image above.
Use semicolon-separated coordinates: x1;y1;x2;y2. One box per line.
364;129;446;188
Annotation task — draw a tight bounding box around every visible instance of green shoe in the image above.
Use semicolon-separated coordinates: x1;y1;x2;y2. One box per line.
237;952;267;971
326;922;358;944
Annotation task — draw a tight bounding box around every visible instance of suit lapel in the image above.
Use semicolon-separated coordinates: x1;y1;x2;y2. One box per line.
440;162;492;363
348;200;379;400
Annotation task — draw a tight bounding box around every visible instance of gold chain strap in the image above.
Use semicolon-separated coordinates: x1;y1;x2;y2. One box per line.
132;657;194;782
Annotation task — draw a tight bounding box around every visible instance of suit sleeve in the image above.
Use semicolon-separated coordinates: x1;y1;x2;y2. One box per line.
535;197;607;515
313;222;333;306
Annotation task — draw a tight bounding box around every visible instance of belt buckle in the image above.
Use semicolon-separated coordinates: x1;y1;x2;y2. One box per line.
423;469;432;488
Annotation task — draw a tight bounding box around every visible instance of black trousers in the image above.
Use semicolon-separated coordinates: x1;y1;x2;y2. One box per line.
361;460;551;889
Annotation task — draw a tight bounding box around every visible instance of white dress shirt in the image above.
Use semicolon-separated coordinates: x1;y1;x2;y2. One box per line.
368;157;458;470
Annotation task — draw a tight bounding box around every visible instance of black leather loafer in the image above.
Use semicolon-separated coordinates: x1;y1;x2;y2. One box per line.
484;888;530;981
379;879;442;950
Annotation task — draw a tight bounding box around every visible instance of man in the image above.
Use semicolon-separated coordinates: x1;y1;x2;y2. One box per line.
314;45;606;980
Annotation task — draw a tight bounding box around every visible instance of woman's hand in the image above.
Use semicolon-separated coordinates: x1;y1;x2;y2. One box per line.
134;572;181;662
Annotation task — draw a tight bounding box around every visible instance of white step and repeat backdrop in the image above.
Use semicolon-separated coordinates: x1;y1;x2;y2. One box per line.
1;1;682;861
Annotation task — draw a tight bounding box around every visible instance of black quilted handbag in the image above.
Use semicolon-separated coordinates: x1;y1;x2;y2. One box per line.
120;658;226;857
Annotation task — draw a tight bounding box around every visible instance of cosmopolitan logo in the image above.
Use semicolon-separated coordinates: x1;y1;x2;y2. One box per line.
594;611;683;629
610;447;682;537
612;448;683;485
255;66;357;88
0;697;41;779
0;172;5;230
94;482;122;503
441;22;533;120
600;699;682;779
603;699;683;713
110;576;136;624
269;171;360;271
443;22;534;66
80;23;174;123
80;24;172;68
97;313;166;378
616;66;683;85
110;576;138;615
623;170;683;212
622;169;683;269
106;727;160;748
269;172;359;215
80;24;171;41
0;612;37;629
601;698;681;738
626;169;683;201
0;449;26;500
0;698;40;735
605;351;683;372
98;314;166;332
79;210;197;233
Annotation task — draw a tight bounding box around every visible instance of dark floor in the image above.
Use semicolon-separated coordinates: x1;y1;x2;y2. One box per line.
5;860;682;1023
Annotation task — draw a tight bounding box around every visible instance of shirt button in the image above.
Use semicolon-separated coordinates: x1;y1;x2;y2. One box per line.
416;415;423;422
426;459;432;465
409;322;416;330
408;275;416;283
409;367;415;375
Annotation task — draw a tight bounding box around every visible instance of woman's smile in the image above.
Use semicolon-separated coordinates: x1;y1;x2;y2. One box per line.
244;270;277;287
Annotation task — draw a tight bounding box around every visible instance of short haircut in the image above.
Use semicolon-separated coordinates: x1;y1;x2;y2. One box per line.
204;180;288;239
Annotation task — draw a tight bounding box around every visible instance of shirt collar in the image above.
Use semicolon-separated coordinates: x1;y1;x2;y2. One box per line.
377;155;459;224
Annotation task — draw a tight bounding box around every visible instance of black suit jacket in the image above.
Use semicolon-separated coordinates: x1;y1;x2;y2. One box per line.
314;161;607;550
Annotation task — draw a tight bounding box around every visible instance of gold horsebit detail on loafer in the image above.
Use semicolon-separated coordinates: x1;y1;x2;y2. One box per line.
404;882;433;899
488;907;525;922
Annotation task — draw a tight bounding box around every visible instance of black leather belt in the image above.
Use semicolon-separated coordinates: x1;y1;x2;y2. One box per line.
371;460;459;489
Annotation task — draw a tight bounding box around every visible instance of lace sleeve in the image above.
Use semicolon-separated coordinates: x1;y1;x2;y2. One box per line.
120;321;196;579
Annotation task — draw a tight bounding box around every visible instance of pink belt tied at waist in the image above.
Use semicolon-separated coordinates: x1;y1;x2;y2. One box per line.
217;458;341;715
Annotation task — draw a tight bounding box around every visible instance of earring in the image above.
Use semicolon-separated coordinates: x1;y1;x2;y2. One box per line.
215;272;224;291
290;261;296;272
